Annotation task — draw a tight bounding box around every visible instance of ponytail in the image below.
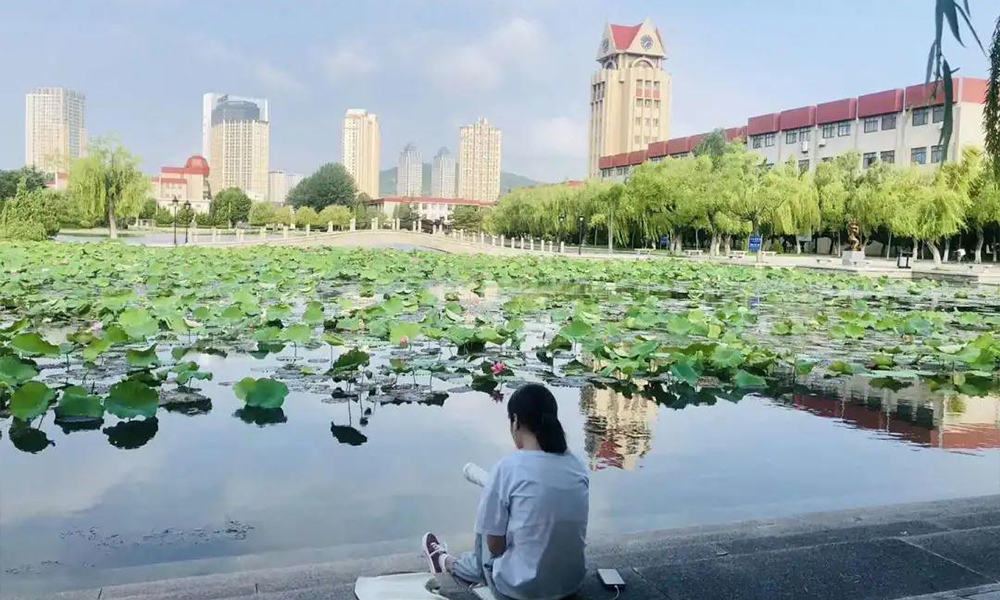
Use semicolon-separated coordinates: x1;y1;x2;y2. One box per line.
508;384;568;454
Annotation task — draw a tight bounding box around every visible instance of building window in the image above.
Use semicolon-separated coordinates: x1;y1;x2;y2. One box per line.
799;128;811;141
863;152;877;168
645;118;651;126
786;131;797;144
864;117;879;133
821;123;835;138
932;105;945;123
635;117;642;126
635;99;642;109
421;203;428;210
880;150;895;164
764;133;776;147
881;114;897;130
644;99;651;107
911;146;927;164
931;144;944;163
654;81;661;92
654;100;660;109
751;135;762;149
838;121;851;136
635;135;641;144
798;159;810;172
653;118;659;127
913;107;929;126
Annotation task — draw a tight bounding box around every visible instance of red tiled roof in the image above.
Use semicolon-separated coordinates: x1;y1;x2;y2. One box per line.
960;78;988;103
858;89;904;118
779;106;816;130
610;153;631;168
647;140;669;158
627;150;647;166
905;82;946;108
610;24;641;49
725;126;747;141
598;156;614;170
816;98;857;124
666;137;689;155
747;113;780;136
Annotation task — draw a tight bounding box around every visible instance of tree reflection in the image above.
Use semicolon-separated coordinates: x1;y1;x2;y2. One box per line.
233;406;287;426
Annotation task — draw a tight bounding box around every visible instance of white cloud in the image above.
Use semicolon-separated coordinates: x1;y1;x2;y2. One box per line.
318;45;377;81
190;34;305;95
251;60;306;93
426;17;545;94
527;116;587;159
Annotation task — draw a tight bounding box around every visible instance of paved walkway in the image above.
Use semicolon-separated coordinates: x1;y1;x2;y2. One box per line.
17;495;999;600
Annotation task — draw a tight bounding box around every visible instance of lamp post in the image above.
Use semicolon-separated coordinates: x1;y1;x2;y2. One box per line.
558;214;565;244
183;201;192;244
171;196;179;247
577;216;585;255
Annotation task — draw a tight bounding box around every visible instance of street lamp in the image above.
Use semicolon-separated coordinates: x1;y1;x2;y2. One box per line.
558;214;565;244
171;196;179;247
577;216;585;255
183;201;192;244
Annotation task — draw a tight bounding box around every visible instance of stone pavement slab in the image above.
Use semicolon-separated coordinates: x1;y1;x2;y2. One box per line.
905;527;1000;581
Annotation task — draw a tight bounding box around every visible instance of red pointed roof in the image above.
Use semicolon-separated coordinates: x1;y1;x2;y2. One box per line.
610;24;641;49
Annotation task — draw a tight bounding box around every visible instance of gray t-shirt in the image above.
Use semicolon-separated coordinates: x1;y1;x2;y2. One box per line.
475;450;590;600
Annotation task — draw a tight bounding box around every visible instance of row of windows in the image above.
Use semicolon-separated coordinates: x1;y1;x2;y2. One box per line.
863;114;898;133
785;128;812;144
634;99;663;110
910;145;944;165
750;132;777;149
913;105;945;126
821;121;853;138
635;116;661;127
862;151;897;167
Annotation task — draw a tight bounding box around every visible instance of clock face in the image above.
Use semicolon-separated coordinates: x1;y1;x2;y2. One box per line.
601;38;610;53
640;34;654;50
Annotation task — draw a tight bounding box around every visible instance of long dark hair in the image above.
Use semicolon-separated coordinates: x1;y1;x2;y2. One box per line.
507;384;568;454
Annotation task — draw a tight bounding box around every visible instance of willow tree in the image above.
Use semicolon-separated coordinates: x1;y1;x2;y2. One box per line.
768;159;820;253
68;139;149;239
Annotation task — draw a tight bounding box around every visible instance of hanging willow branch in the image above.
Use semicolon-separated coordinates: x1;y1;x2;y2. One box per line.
985;15;1000;177
927;0;985;162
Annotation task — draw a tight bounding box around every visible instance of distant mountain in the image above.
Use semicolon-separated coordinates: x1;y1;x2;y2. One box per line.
378;163;544;198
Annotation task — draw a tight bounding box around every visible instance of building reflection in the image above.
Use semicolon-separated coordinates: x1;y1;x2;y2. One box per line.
579;385;658;471
780;378;1000;451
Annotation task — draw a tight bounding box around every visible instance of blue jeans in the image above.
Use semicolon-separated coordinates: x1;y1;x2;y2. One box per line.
449;534;511;600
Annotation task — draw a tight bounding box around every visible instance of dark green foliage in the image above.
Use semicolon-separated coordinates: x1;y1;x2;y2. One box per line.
287;163;357;211
451;205;483;232
0;167;47;203
210;188;252;226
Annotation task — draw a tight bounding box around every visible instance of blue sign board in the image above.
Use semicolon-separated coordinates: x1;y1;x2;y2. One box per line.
748;235;762;252
659;235;670;249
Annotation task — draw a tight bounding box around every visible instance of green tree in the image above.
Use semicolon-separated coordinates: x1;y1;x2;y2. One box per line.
451;205;483;232
154;207;174;227
249;201;276;226
174;204;195;227
287;163;357;210
318;204;353;229
295;206;319;227
765;159;820;253
48;190;92;228
944;147;1000;262
692;129;729;165
0;166;47;203
274;205;294;227
0;181;60;240
209;188;252;227
67;139;149;239
139;198;158;220
986;15;999;176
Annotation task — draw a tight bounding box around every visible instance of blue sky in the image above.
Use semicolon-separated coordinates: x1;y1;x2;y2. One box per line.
0;0;995;182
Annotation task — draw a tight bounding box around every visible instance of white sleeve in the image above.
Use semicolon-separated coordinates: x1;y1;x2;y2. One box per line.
474;461;509;536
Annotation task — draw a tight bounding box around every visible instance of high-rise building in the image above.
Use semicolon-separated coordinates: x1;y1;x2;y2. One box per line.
208;95;270;201
458;118;502;202
25;87;87;170
268;170;304;205
430;147;456;198
342;109;380;199
588;19;672;178
202;93;269;164
397;143;422;197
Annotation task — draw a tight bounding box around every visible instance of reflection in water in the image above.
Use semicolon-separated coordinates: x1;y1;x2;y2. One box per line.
330;423;368;446
779;382;1000;451
233;407;287;426
55;417;104;435
580;385;657;471
103;418;159;449
9;420;55;453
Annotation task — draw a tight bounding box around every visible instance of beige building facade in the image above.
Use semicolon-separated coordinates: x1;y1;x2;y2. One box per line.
150;155;211;214
343;109;381;199
268;170;304;205
588;19;672;178
208;96;270;201
598;77;989;181
25;87;87;171
458;118;502;202
367;196;494;223
397;143;422;197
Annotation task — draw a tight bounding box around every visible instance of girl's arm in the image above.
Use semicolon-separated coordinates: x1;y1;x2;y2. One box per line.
486;534;507;557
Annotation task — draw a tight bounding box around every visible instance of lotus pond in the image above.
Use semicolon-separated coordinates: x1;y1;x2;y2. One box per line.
1;242;998;597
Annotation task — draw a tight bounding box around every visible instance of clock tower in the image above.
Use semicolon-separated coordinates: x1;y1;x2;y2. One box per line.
588;18;672;178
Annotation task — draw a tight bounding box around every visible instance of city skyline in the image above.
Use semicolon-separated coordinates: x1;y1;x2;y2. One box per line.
0;1;995;182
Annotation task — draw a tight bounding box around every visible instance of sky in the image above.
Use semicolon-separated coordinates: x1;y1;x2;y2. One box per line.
0;0;996;183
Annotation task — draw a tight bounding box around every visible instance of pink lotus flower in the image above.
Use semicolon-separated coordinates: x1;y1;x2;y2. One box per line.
398;335;409;347
91;321;103;332
491;361;506;376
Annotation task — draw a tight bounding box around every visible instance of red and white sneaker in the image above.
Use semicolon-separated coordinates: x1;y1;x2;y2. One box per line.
422;532;449;574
